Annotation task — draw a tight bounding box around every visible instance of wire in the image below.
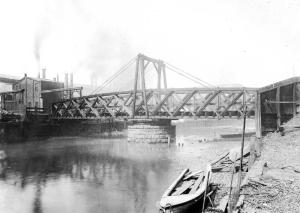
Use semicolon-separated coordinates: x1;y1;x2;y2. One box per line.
165;62;216;88
166;65;213;87
91;56;137;94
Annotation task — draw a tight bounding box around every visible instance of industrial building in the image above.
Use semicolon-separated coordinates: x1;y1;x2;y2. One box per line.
0;72;82;118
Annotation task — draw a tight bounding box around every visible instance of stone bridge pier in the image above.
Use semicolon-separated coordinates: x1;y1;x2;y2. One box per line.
127;119;176;143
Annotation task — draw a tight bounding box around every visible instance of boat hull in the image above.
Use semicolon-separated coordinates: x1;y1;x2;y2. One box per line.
160;190;209;213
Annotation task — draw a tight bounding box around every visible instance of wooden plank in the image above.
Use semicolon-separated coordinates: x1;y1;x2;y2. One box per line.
216;195;229;212
172;180;195;195
163;168;189;197
183;170;204;180
189;175;204;194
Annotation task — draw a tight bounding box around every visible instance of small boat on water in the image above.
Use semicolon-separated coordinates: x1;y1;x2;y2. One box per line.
159;164;212;213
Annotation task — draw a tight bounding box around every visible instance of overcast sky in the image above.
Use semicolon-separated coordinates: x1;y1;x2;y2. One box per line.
0;0;300;88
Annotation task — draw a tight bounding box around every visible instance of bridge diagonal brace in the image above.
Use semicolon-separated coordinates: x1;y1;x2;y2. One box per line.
71;100;85;117
98;97;115;117
152;91;174;115
195;90;221;116
113;95;132;116
135;91;153;113
123;93;133;106
84;98;100;118
173;90;197;116
220;91;244;116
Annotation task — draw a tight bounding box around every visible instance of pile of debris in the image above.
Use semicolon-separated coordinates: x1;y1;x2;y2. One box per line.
241;177;300;212
0;109;21;122
239;119;300;213
281;114;300;134
211;145;251;173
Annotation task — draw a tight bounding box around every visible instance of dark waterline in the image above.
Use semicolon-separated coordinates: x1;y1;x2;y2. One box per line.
0;135;246;213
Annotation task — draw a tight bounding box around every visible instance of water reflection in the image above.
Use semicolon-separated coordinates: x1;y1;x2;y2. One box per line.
0;138;178;213
0;136;244;213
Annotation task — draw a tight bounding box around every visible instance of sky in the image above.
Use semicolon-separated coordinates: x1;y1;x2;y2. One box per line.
0;0;300;89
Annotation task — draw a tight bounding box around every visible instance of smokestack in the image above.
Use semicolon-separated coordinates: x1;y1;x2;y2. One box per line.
57;73;59;82
38;72;40;79
70;73;73;87
65;73;68;88
42;68;46;79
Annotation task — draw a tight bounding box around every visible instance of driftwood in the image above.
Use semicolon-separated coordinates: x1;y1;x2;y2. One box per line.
211;152;229;166
248;179;268;186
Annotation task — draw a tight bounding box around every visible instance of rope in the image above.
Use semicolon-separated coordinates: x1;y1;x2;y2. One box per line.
165;62;216;88
91;56;137;94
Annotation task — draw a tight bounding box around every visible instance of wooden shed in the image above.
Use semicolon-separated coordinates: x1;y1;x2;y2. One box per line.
256;77;300;137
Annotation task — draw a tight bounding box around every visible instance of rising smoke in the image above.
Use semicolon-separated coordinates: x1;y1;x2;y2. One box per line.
33;0;135;87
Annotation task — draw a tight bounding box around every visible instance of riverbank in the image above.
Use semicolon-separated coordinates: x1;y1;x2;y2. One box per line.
240;129;300;212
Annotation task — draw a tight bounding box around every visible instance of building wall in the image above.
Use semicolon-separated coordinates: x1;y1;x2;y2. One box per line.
13;77;42;107
13;77;41;107
41;80;64;112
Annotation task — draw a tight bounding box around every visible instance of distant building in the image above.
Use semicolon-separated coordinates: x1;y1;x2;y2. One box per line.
0;73;82;117
1;74;64;115
12;74;42;108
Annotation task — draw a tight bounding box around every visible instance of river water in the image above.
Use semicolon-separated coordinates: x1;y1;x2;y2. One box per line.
0;121;252;213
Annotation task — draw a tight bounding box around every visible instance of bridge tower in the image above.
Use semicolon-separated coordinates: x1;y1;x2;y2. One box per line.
128;54;175;143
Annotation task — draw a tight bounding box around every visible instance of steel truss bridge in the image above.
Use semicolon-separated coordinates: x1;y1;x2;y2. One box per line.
52;54;257;120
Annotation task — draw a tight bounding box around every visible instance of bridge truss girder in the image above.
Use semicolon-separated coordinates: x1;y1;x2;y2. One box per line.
51;87;256;120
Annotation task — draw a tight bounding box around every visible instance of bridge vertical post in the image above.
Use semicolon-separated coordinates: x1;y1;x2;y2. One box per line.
276;86;281;130
162;63;168;108
217;92;220;119
132;54;140;118
140;56;149;118
293;83;296;116
157;62;162;103
255;91;262;138
162;63;167;89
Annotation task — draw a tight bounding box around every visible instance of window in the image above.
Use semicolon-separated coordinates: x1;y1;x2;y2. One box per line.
35;83;39;92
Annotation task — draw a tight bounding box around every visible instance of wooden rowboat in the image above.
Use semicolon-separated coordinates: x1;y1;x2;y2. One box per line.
159;164;212;213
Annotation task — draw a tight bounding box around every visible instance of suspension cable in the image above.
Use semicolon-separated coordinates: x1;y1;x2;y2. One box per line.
166;64;214;88
91;56;137;94
165;62;216;88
